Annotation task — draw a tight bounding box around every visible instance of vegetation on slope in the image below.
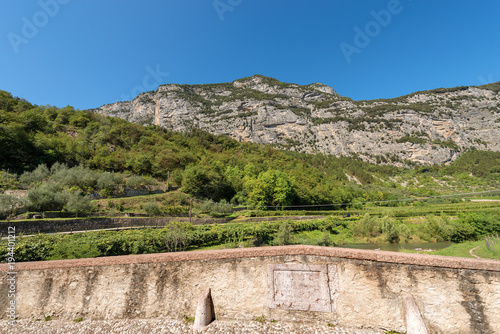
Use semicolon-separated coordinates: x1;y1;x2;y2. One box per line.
1;89;500;217
2;208;499;262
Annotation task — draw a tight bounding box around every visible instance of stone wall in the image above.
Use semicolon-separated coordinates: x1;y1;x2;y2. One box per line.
0;217;233;234
1;246;499;333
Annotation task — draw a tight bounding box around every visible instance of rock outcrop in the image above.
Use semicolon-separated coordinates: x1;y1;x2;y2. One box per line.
92;75;500;165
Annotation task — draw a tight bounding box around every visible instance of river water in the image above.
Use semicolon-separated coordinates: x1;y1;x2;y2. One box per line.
340;241;453;252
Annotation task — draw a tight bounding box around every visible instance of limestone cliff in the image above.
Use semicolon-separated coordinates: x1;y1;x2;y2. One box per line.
91;75;500;165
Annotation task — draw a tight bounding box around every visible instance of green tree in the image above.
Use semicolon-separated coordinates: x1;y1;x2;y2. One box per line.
246;170;294;208
0;195;26;220
0;171;19;191
64;191;92;216
28;183;65;212
181;165;232;201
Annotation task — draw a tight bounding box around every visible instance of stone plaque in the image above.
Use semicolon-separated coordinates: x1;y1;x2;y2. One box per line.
268;264;333;312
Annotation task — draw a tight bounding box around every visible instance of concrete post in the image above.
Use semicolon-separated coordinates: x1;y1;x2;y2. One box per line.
403;294;429;334
193;288;215;331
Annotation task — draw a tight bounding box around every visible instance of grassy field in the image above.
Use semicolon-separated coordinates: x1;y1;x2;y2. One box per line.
405;240;500;260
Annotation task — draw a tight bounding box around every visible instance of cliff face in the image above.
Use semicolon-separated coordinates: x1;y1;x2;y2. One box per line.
92;75;500;165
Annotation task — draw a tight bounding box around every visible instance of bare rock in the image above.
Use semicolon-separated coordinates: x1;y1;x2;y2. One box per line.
92;75;500;166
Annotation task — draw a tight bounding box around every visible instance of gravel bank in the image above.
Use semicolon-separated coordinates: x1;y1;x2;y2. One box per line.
0;319;386;334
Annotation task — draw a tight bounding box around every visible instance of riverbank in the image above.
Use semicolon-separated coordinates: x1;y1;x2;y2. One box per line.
401;240;500;260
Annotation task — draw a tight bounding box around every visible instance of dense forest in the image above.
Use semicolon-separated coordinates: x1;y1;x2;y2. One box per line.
1;89;500;213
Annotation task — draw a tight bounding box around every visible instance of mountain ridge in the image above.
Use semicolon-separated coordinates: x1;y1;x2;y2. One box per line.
92;75;500;165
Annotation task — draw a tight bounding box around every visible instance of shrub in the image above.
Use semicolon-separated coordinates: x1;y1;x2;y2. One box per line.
27;183;65;211
143;201;161;216
0;171;19;191
0;195;26;219
97;172;123;196
48;237;101;260
380;216;400;243
274;220;293;245
456;212;500;240
200;199;233;216
126;175;157;189
164;222;192;252
317;228;334;246
19;164;50;185
423;214;455;242
350;214;380;237
64;191;92;216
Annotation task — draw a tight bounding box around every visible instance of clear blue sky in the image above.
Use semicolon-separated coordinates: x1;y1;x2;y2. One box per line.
1;0;499;110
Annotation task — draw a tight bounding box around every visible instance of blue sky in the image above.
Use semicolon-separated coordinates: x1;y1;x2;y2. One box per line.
0;0;499;110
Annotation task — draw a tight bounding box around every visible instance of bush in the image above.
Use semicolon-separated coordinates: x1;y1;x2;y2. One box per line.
423;214;455;242
125;175;156;189
380;216;400;243
143;201;161;216
350;214;380;237
317;228;334;246
64;191;92;216
0;195;26;219
48;237;101;260
0;171;19;191
274;220;293;245
19;164;50;185
164;222;191;252
454;213;500;241
200;199;234;216
27;183;65;211
97;172;123;196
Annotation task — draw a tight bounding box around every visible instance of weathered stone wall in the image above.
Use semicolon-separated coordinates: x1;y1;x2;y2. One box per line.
1;246;499;333
0;217;233;234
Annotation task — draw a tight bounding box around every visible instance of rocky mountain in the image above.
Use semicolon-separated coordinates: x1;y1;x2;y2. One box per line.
91;75;500;165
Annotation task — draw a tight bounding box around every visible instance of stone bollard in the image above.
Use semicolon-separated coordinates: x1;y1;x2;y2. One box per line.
403;294;429;334
193;288;215;331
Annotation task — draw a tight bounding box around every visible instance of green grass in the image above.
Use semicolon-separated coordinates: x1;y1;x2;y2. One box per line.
183;315;195;323
408;240;500;260
469;196;500;200
294;230;325;244
293;230;351;246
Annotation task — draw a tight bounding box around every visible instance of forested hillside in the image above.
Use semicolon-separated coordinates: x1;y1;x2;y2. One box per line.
1;90;499;211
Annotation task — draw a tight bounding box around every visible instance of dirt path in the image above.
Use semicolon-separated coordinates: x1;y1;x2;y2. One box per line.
469;246;481;259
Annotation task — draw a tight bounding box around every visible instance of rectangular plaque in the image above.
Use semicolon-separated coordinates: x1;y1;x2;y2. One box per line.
268;263;332;312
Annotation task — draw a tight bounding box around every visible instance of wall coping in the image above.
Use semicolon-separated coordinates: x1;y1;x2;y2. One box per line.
1;245;500;272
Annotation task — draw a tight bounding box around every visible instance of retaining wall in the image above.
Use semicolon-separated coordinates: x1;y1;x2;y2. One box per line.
1;246;499;333
0;217;233;234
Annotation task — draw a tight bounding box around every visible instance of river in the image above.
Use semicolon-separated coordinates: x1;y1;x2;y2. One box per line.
340;241;453;252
